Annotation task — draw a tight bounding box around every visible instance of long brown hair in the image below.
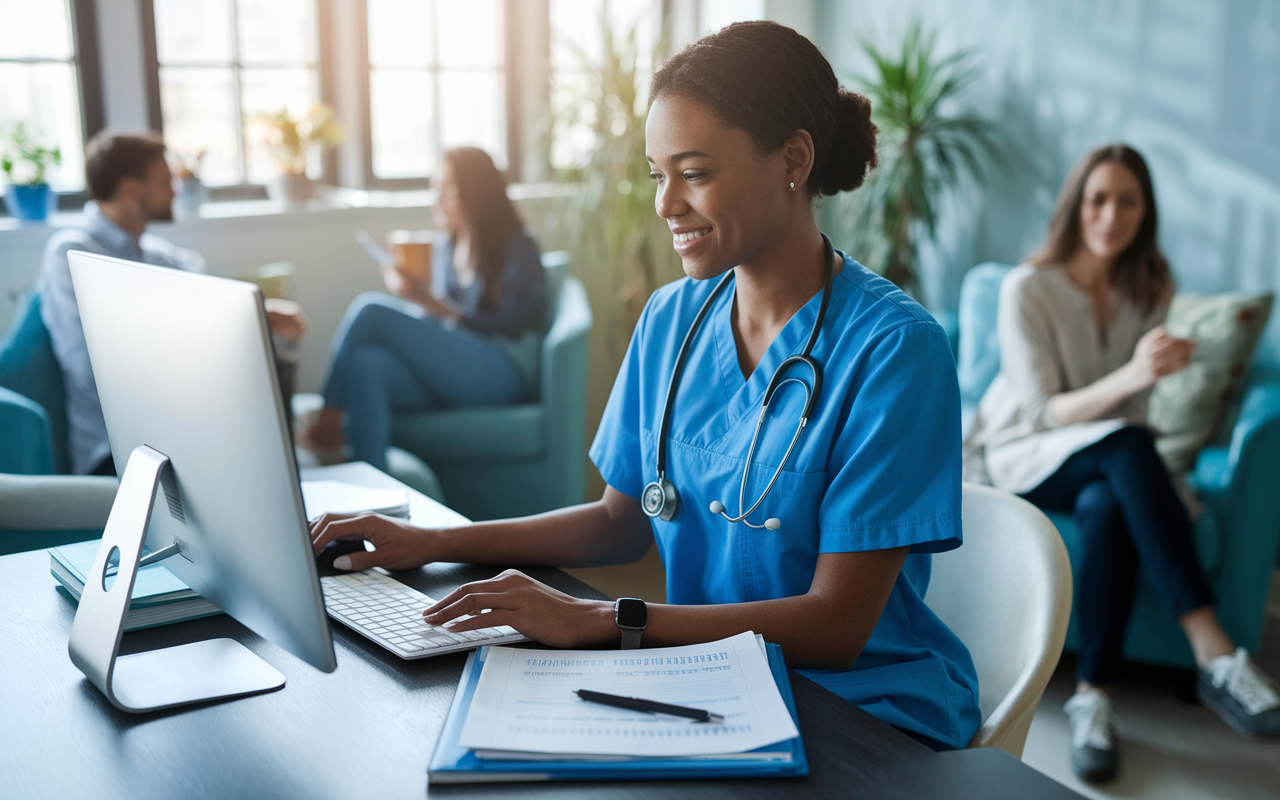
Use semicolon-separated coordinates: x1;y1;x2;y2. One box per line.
1027;144;1171;313
442;147;523;311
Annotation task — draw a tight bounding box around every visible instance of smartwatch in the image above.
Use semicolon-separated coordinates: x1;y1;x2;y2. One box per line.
614;597;647;649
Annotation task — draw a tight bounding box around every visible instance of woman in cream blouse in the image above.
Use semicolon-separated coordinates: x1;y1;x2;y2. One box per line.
964;145;1279;783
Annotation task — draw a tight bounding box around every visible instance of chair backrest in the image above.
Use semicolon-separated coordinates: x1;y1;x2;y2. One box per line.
539;250;570;334
0;292;70;473
925;483;1072;758
956;263;1014;408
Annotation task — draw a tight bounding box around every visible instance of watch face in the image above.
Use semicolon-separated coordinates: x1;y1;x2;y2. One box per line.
615;597;647;630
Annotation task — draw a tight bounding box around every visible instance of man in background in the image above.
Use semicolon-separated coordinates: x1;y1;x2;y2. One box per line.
36;131;306;475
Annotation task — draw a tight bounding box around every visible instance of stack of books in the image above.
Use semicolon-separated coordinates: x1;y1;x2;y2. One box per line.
49;540;222;631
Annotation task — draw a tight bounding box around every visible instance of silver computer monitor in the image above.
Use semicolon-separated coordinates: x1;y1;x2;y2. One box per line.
65;250;335;713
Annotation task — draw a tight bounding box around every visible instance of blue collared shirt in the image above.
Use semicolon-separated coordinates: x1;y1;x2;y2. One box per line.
35;202;205;473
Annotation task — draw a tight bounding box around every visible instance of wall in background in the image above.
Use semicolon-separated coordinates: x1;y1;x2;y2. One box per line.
819;0;1280;362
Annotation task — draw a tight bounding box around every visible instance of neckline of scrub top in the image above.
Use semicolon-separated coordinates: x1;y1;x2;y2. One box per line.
711;275;832;426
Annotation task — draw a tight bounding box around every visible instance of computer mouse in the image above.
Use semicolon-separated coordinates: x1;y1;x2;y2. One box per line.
316;538;369;575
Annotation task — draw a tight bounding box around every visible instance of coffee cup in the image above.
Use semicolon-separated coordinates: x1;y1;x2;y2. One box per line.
387;230;434;285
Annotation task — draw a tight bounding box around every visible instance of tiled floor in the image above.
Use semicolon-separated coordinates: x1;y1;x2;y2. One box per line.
567;554;1280;798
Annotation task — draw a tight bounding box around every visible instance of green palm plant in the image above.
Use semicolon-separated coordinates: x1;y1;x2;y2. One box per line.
837;20;1001;297
551;15;681;355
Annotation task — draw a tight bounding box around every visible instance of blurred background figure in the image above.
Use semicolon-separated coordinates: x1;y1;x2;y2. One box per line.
35;131;307;476
300;147;546;470
963;144;1280;783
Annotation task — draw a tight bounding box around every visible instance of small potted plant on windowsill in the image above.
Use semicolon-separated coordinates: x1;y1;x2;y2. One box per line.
2;124;61;222
252;103;344;207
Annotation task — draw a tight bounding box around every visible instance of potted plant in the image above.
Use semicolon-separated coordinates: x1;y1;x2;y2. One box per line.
251;103;344;206
172;148;207;220
2;124;61;222
833;20;1001;298
551;17;682;357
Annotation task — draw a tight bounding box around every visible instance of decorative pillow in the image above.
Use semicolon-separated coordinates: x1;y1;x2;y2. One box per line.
1148;292;1274;473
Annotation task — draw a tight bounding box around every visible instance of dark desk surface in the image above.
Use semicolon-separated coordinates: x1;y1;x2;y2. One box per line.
0;549;1082;799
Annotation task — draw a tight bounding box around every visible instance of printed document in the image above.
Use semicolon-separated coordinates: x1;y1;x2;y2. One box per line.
458;631;799;757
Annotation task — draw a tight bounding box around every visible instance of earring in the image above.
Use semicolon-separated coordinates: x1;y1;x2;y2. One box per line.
787;181;796;191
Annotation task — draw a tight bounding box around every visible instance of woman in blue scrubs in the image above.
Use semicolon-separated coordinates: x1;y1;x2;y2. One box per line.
311;21;981;751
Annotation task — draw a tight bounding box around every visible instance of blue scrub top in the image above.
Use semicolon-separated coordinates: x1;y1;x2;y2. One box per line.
589;252;981;751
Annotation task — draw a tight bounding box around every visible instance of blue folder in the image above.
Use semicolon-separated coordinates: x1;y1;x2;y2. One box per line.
427;641;808;783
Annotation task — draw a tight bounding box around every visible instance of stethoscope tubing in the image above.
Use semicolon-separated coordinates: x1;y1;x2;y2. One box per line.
648;234;836;529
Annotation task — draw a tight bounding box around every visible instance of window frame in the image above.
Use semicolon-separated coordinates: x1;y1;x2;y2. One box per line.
0;0;104;212
141;0;336;197
357;0;522;189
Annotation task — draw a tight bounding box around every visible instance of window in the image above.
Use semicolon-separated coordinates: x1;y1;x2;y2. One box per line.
0;0;101;192
152;0;321;187
364;0;507;183
548;0;659;172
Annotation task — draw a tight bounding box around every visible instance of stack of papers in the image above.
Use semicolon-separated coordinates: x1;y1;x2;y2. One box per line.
429;631;807;783
300;480;410;520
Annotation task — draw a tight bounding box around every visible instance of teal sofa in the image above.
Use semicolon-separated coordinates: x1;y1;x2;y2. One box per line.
388;252;593;521
957;262;1280;669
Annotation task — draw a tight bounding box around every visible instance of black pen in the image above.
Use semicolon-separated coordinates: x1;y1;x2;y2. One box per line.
575;689;724;723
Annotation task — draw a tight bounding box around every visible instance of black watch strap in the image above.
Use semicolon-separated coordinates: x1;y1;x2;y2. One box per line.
614;597;647;650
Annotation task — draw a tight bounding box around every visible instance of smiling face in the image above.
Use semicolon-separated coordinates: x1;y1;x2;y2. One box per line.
1078;161;1145;263
645;93;795;279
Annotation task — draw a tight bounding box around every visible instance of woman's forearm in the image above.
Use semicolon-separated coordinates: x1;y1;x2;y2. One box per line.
1048;361;1145;426
429;488;653;569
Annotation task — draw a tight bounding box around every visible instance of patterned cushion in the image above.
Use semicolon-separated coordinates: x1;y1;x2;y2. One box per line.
1148;292;1274;472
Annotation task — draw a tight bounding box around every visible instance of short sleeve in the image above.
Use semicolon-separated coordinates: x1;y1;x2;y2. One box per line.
588;304;647;499
997;274;1062;430
818;321;963;554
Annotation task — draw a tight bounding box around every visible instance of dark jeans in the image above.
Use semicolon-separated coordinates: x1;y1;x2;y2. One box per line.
1021;426;1215;684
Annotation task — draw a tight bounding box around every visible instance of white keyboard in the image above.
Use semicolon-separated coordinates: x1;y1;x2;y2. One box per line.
319;568;529;659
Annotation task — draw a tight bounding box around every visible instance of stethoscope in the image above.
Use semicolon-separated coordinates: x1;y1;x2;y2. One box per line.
641;233;835;531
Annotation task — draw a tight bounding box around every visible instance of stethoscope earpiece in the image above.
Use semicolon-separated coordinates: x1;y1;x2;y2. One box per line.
645;234;836;531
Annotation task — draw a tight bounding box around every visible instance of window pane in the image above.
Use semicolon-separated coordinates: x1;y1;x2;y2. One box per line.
436;0;502;69
368;0;432;68
159;67;240;185
237;0;315;65
0;61;84;190
241;68;318;183
549;69;595;171
370;69;435;179
0;0;73;60
438;70;505;168
551;0;602;71
155;0;233;64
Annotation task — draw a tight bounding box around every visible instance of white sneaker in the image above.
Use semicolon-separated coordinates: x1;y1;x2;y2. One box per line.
1198;648;1280;738
1064;688;1118;783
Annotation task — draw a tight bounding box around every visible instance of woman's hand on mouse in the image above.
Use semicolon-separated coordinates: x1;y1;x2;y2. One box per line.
310;512;436;572
422;569;616;649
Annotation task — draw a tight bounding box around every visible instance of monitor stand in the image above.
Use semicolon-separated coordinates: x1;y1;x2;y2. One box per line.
68;445;286;713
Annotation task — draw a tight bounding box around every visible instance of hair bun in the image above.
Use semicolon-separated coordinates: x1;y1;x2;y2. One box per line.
816;89;877;196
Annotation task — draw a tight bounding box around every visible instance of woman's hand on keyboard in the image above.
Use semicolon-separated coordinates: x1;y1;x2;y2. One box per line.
310;512;434;572
422;569;615;649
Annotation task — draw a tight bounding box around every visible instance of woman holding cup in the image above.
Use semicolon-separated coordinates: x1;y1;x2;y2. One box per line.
303;147;547;469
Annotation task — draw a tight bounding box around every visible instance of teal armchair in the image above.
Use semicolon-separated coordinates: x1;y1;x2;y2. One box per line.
957;262;1280;668
390;253;593;521
0;292;117;555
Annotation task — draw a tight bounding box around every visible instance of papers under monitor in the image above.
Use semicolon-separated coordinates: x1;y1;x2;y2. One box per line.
300;479;410;520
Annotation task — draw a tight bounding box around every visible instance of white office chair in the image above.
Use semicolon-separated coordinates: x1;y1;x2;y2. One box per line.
924;483;1073;758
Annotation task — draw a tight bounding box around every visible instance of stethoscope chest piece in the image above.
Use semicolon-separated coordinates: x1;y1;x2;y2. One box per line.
642;477;679;522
